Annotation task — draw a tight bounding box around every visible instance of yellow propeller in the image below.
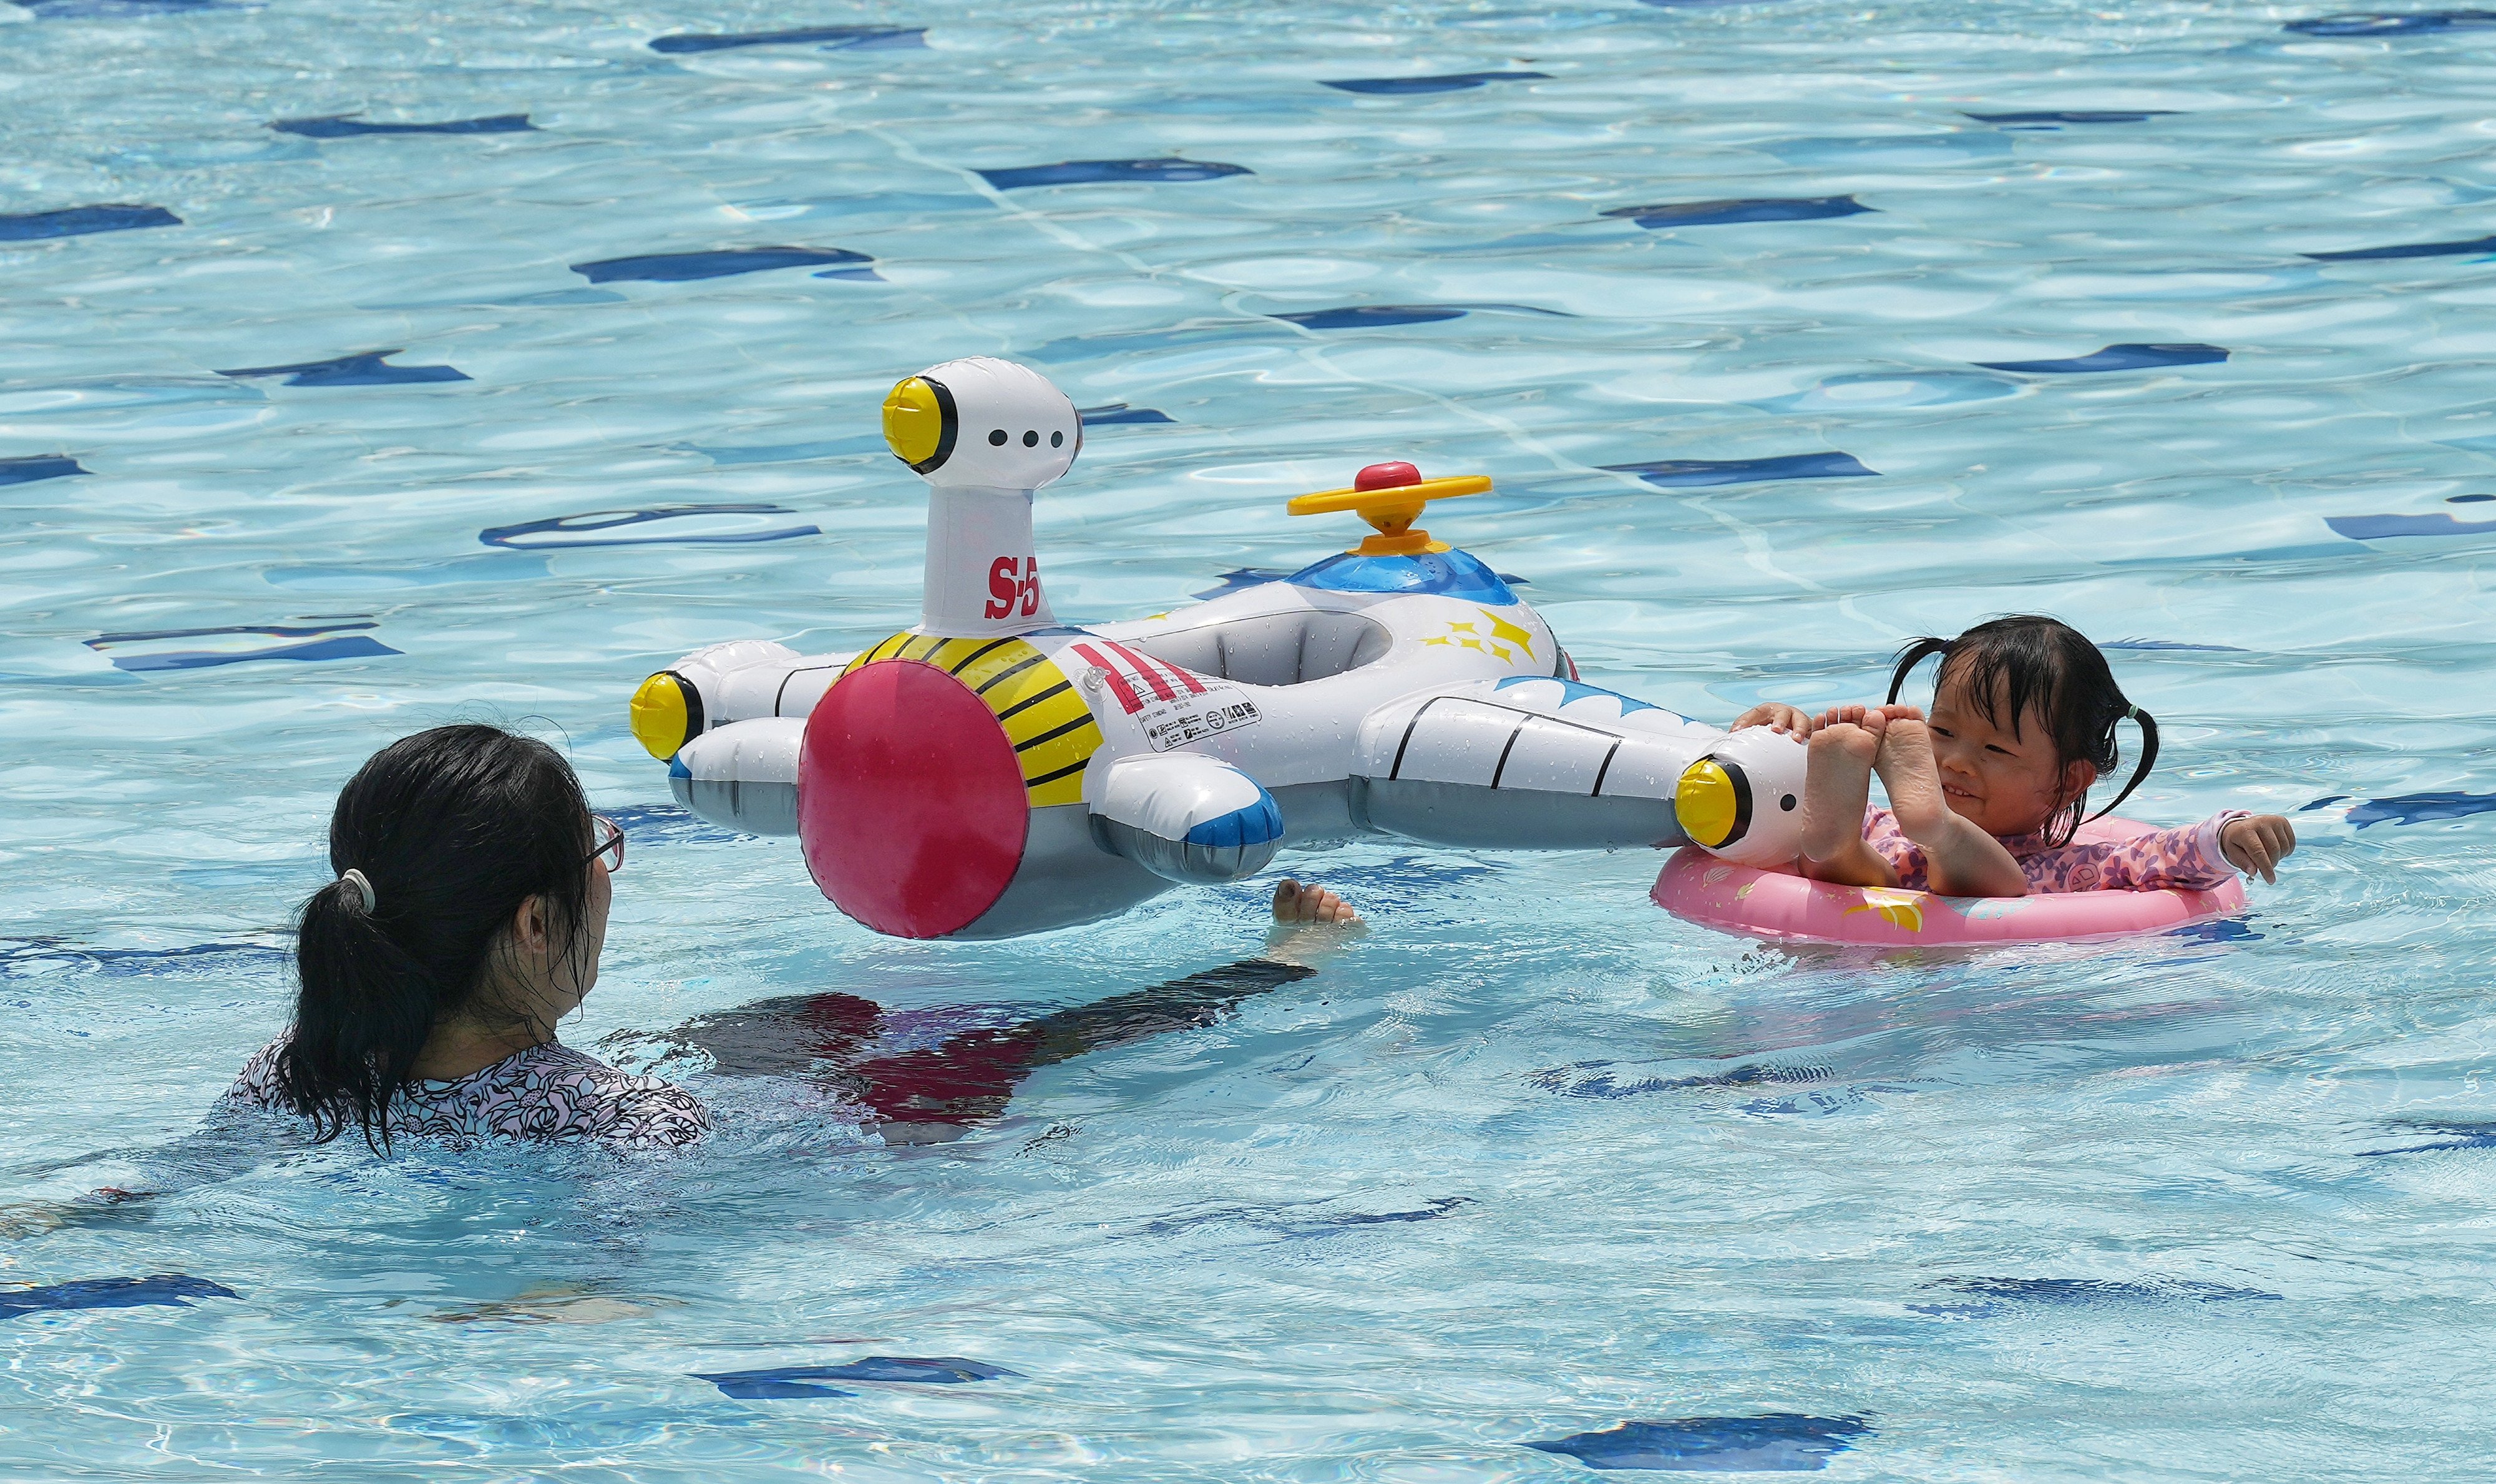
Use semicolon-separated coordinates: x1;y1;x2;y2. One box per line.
1287;462;1491;555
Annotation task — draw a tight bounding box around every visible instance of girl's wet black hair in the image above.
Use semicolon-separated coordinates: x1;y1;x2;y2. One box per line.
276;724;595;1151
1884;615;2159;846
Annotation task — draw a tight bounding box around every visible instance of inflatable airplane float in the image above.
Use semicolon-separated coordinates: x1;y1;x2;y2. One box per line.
628;356;1808;939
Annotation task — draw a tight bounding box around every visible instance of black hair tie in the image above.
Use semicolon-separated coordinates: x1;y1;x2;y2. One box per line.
1884;637;1952;705
2084;703;2159;823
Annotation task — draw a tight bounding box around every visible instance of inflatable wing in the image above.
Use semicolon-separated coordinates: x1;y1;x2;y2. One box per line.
628;356;1806;939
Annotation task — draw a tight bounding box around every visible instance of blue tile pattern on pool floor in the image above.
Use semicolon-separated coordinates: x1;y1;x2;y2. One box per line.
2346;791;2496;827
1910;1276;2281;1313
569;247;874;283
975;158;1253;190
694;1357;1016;1400
22;0;232;12
1320;71;1553;95
646;26;925;54
1601;452;1878;486
84;623;402;672
2307;232;2496;262
2284;10;2496;34
0;455;90;485
1963;110;2180;125
0;1276;240;1321
1273;303;1571;330
269;114;537;138
1599;195;1872;228
2360;1120;2496;1155
477;505;821;550
0;204;182;241
2326;512;2496;540
1974;343;2230;373
1075;403;1175;426
1526;1415;1873;1473
214;351;469;386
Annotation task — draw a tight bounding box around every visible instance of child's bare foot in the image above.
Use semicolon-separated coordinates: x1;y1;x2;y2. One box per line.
1875;717;2027;896
1798;718;1900;886
1801;721;1879;862
1873;717;1950;843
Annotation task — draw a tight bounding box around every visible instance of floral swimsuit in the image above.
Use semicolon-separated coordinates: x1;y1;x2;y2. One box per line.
228;1039;709;1151
1861;807;2248;894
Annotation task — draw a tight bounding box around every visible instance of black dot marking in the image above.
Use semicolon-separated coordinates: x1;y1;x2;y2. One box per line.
1022;430;1039;447
1780;793;1797;811
988;429;1008;446
1050;430;1065;447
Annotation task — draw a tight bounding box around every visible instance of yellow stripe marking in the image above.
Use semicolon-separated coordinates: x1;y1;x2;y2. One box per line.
841;631;1103;807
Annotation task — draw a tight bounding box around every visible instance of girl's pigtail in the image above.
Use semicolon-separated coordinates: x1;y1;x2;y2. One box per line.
2085;704;2160;825
1885;638;1952;706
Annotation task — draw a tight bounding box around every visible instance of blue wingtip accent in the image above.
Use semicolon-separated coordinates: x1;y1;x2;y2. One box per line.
1184;789;1283;848
668;754;691;778
1495;675;1660;715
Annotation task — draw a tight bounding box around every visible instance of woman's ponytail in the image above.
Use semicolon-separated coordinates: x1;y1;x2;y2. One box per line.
274;725;596;1152
279;875;444;1150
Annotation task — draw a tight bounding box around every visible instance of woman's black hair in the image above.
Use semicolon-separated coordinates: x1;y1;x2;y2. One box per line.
1884;615;2159;846
276;724;596;1150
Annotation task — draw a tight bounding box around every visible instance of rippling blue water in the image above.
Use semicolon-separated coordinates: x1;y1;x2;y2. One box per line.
7;0;2496;1477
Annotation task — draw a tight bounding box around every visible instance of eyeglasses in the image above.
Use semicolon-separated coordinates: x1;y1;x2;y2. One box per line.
584;815;626;875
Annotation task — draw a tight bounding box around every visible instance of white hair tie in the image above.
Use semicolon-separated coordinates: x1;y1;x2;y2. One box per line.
340;869;376;913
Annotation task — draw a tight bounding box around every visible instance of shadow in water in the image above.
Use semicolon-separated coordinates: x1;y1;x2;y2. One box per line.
621;958;1314;1142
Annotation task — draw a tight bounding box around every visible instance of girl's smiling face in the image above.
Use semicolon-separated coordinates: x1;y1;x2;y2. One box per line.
1925;661;2099;837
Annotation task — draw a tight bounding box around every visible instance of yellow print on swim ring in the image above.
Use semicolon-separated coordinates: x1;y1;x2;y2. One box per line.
1843;888;1927;933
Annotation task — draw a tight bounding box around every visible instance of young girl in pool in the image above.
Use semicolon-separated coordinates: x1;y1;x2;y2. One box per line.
1732;616;2297;898
227;724;1361;1153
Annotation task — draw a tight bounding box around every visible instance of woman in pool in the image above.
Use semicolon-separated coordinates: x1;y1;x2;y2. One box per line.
1732;616;2297;898
228;724;1359;1153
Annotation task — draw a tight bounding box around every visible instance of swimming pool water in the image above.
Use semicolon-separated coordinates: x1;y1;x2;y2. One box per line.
7;0;2496;1477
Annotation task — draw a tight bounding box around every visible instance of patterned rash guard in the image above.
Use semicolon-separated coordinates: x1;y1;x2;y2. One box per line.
1861;807;2249;895
228;1039;710;1152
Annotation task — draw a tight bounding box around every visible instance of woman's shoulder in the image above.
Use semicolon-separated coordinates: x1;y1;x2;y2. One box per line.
226;1036;290;1110
416;1042;710;1150
519;1042;714;1148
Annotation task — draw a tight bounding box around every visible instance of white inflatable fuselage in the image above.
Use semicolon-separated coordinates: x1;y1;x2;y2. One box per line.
632;356;1808;940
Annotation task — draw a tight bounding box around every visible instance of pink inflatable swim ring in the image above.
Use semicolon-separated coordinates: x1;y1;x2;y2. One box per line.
1651;817;2247;947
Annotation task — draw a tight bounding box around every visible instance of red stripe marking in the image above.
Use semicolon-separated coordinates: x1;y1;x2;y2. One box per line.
1071;643;1144;714
1106;641;1176;702
1159;656;1207;695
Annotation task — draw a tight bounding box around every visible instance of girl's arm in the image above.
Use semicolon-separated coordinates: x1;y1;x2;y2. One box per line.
2029;812;2251;893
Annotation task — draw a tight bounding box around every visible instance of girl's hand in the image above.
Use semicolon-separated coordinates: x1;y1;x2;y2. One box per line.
2221;815;2297;884
1731;702;1816;737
